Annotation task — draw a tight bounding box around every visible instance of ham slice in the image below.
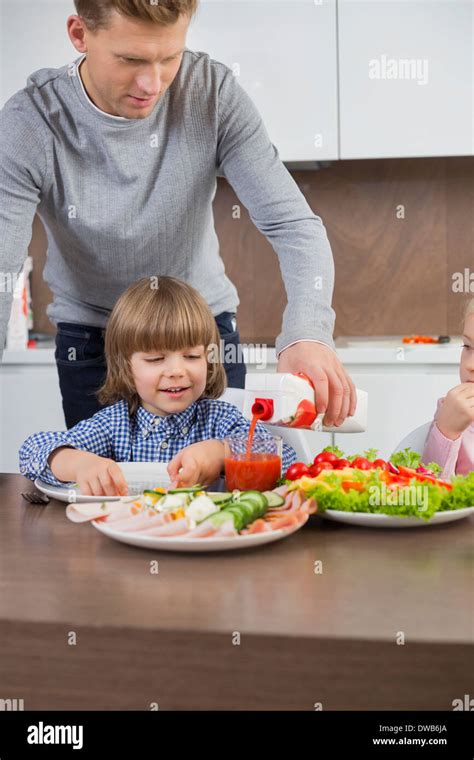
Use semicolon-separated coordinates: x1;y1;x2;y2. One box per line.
107;508;168;532
140;517;190;537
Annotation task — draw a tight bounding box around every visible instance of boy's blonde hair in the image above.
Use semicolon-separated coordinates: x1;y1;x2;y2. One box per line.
97;276;227;415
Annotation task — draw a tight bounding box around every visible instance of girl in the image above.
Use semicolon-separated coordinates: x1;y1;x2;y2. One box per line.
19;277;297;496
422;297;474;477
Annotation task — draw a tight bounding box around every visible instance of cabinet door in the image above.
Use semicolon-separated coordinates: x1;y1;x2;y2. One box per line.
334;370;459;459
0;365;65;473
338;0;473;158
187;0;338;161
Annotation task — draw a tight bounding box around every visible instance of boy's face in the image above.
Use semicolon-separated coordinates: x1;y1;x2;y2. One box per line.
461;313;474;383
67;10;190;119
130;346;208;416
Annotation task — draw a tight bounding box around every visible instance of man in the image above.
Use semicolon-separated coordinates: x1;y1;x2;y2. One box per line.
0;0;356;429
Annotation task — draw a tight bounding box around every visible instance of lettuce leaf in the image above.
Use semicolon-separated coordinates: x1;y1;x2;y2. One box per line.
390;447;422;469
306;471;474;520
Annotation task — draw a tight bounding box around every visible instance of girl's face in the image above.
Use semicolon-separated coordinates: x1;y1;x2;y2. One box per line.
461;313;474;383
130;345;208;415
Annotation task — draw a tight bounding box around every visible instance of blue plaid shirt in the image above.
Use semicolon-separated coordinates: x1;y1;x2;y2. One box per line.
19;398;297;486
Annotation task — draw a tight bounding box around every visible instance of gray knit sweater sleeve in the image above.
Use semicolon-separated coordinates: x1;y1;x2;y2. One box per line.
216;68;336;356
0;107;48;358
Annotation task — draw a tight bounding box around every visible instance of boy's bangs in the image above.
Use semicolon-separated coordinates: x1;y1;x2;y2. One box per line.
124;301;212;355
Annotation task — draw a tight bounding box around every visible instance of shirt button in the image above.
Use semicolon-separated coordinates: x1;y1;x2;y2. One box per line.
181;427;189;435
161;441;168;450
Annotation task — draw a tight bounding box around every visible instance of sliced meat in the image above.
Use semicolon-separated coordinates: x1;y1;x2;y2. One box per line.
140;517;190;536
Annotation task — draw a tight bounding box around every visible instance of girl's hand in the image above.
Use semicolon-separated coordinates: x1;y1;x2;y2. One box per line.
61;450;129;496
167;440;225;488
436;383;474;440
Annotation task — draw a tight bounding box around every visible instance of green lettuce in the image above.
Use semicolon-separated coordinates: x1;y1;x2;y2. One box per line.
307;471;474;521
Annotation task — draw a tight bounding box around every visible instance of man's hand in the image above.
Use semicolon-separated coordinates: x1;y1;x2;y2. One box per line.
435;383;474;441
277;341;357;427
167;440;225;488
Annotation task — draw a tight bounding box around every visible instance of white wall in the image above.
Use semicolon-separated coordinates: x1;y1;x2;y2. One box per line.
0;0;83;107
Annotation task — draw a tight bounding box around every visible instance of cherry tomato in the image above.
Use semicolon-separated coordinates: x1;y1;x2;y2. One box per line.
285;462;310;481
313;451;339;465
309;461;334;476
334;458;351;469
350;457;372;470
373;459;389;471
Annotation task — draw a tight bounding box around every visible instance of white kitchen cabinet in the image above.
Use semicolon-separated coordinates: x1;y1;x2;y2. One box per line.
187;0;339;161
0;359;66;474
338;0;473;158
0;340;462;472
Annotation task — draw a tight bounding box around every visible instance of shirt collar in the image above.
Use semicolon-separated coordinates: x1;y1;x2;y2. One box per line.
76;54;128;121
135;401;199;437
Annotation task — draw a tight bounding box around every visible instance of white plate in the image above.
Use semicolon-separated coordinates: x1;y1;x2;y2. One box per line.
320;506;474;528
91;518;304;552
35;462;172;503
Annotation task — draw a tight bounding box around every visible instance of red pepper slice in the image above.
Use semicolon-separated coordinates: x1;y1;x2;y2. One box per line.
341;481;365;492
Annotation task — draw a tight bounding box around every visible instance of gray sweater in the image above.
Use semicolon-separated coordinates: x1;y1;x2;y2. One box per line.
0;49;336;358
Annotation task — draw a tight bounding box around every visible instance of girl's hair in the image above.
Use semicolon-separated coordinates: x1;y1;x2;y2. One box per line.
464;297;474;322
73;0;199;32
97;276;227;415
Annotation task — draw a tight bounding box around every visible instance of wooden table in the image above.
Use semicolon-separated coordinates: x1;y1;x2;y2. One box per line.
1;473;473;710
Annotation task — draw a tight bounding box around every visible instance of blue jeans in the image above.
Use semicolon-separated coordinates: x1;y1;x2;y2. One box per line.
55;311;246;429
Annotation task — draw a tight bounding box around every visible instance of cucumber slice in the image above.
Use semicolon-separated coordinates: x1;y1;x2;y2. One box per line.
238;490;268;510
229;496;268;525
167;485;204;494
220;502;257;531
263;491;285;507
207;492;233;505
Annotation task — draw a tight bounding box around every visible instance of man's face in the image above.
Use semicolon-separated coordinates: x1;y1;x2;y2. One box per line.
68;10;190;118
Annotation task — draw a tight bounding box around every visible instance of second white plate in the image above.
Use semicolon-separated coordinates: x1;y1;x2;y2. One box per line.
320;506;474;528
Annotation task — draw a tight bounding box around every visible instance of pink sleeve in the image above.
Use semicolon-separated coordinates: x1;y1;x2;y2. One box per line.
422;399;462;479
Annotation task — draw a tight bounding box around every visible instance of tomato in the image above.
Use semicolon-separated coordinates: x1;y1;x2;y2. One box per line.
285;462;310;481
342;481;365;492
350;457;372;470
309;461;334;476
373;459;389;471
333;458;351;469
287;399;317;429
313;451;339;465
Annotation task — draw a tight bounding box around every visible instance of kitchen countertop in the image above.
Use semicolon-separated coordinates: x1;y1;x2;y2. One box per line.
1;473;473;710
1;336;464;365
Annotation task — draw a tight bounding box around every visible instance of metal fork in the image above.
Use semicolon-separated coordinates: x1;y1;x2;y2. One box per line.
21;491;50;505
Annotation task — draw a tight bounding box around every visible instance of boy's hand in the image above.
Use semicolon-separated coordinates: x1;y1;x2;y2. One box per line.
167;440;225;488
75;453;129;496
436;383;474;440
